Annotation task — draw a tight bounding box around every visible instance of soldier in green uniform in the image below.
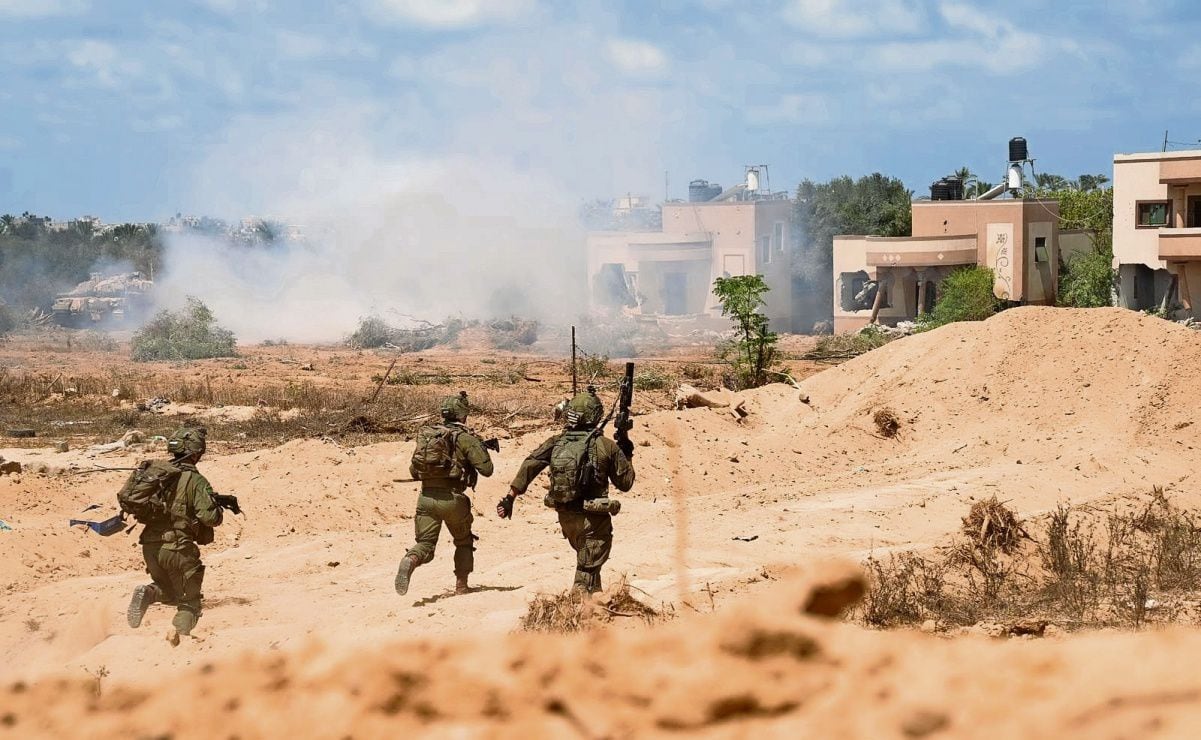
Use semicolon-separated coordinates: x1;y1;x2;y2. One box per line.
498;390;635;593
395;393;495;596
126;427;224;640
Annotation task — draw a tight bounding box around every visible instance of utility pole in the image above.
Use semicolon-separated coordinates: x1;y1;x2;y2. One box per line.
1164;130;1169;153
571;325;578;395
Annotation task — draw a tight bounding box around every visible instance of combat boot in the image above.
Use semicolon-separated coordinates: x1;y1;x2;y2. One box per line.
127;584;160;628
455;575;470;595
394;555;421;596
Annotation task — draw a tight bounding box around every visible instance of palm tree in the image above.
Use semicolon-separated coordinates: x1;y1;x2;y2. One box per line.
968;180;996;198
1076;174;1110;192
1034;173;1070;190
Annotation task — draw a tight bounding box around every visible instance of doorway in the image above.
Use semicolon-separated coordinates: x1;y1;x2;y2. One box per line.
662;272;688;315
1189;196;1201;228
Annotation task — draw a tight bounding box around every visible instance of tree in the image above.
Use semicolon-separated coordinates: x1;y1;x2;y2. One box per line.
1075;174;1110;192
917;266;1002;330
792;173;913;329
1034;173;1070;190
712;274;778;389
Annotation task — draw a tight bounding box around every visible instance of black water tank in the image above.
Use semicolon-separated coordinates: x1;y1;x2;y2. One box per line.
1009;137;1028;162
688;179;709;202
945;176;964;200
930;179;951;200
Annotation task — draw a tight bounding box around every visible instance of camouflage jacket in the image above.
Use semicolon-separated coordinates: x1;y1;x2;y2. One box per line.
138;463;223;550
410;424;494;493
510;432;635;502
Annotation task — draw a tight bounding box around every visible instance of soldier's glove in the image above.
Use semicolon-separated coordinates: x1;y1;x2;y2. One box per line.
496;492;516;519
213;493;242;516
617;436;635;460
483;438;500;453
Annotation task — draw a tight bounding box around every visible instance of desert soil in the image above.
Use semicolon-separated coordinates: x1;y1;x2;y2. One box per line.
4;307;1201;738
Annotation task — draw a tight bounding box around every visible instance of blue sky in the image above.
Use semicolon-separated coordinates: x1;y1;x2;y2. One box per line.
1;0;1198;222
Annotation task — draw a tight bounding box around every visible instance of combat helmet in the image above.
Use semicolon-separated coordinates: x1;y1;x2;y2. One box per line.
565;390;603;430
441;391;469;424
167;426;207;459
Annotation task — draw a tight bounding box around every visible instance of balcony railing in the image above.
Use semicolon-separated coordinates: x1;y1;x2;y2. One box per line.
1158;228;1201;260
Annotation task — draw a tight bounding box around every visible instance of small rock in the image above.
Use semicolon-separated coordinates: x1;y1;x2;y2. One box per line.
54;442;69;453
901;709;949;737
728;454;739;463
920;619;937;633
0;461;21;476
301;363;315;371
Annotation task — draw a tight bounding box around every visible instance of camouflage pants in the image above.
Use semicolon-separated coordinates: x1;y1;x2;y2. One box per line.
406;490;475;578
557;509;612;593
141;542;205;634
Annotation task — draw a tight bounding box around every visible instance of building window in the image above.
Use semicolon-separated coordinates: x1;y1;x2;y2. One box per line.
1137;201;1171;228
759;235;771;264
773;222;785;253
1034;236;1048;263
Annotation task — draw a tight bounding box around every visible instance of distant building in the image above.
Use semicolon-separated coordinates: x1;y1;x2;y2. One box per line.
1112;150;1201;316
585;167;794;330
833;198;1086;333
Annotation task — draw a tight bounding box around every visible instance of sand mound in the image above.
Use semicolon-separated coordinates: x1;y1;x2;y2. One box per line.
7;306;1201;736
6;563;1201;738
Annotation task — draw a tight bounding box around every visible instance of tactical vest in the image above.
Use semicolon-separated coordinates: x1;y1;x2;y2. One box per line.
410;423;465;482
117;459;183;524
547;431;601;506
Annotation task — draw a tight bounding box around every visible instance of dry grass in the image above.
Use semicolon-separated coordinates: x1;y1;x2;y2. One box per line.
520;579;669;633
858;488;1201;632
872;408;900;438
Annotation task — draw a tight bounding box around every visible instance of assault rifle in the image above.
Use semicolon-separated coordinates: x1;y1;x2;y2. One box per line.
213;493;243;515
614;361;635;459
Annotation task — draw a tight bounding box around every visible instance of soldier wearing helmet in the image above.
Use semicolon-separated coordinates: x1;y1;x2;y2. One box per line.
126;426;225;643
396;391;494;597
499;389;635;593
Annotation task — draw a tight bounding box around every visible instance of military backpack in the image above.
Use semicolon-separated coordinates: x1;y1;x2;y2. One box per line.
117;459;183;524
410;424;464;481
547;430;599;506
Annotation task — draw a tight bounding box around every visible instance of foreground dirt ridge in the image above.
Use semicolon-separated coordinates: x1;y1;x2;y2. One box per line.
5;307;1201;735
5;566;1201;739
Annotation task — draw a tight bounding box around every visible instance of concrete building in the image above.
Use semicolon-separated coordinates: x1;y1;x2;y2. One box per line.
1113;150;1201;316
586;169;794;330
833;198;1074;333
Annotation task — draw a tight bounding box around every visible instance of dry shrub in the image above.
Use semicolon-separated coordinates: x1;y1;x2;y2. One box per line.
872;408;900;438
858;488;1201;632
520;579;668;633
961;497;1030;553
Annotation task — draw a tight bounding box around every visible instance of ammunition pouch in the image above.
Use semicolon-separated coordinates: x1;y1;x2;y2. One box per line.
582;498;621;515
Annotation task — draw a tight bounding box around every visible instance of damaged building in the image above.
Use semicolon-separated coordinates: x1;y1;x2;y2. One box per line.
1113;149;1201;316
833;139;1090;332
586;167;794;331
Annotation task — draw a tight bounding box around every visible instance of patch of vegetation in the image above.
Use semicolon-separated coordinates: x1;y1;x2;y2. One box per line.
713;274;779;389
857;488;1201;631
487;317;538;349
520;579;668;633
1059;248;1115;308
346;316;462;352
804;325;898;363
633;366;674;391
130;297;237;361
917;266;1003;331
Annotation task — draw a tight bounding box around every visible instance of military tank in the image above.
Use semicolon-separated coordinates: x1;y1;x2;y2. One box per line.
51;272;154;328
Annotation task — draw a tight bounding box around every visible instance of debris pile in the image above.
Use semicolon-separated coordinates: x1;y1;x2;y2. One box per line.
345;316;463;352
520;579;666;633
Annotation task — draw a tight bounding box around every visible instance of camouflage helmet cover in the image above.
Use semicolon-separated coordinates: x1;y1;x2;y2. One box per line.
565;391;603;429
167;426;207;457
441;391;469;423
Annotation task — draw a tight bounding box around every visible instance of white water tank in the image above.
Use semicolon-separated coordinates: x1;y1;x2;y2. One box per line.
1007;164;1023;190
746;168;760;192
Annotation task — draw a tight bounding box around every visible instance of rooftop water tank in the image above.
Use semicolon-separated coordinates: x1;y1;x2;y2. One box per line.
1009;137;1028;163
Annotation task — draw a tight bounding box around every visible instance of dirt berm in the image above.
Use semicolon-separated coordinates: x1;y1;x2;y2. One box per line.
4;307;1201;735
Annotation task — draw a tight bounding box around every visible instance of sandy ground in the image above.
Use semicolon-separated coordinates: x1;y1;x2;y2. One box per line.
4;307;1201;736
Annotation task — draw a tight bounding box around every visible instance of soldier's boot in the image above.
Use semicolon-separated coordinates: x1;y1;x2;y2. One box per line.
394;555;421;596
126;584;160;629
455;575;470;595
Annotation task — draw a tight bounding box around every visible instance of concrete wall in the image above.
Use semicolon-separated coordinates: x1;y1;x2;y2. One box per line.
1113;156;1169;270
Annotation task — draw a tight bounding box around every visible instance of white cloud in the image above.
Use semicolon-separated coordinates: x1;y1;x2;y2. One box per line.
1180;44;1201;68
275;30;377;61
0;0;87;17
781;0;924;39
67;40;144;88
938;2;1007;38
605;38;669;75
369;0;536;29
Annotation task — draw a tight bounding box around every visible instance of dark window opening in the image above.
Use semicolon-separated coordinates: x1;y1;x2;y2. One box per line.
1034;236;1049;263
1137;201;1171;227
839;271;889;311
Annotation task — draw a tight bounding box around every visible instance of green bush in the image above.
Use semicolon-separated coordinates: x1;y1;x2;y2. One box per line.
131;297;237;361
1058;248;1114;308
918;267;1003;331
713;274;779;389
